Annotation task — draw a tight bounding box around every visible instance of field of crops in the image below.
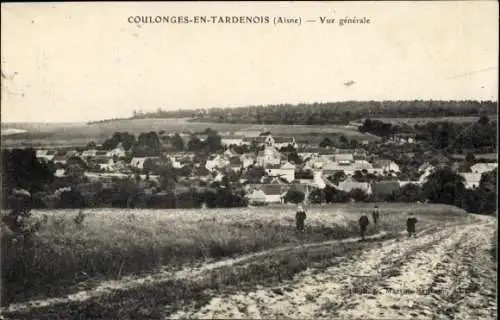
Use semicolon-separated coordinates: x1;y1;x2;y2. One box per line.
368;116;496;125
2;118;378;148
1;203;467;305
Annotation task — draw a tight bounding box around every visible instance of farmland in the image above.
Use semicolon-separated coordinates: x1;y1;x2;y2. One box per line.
367;116;496;125
1;203;496;319
1;118;379;148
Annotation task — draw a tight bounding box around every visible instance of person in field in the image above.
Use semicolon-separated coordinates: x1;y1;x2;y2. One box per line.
371;206;380;225
358;213;370;241
295;203;307;232
406;212;418;237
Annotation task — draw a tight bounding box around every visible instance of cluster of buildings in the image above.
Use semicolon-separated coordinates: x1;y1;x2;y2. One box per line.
34;131;497;205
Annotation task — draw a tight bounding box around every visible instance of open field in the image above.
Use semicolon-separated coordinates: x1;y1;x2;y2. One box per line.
2;118;379;148
2;203;495;319
452;153;498;161
367;116;497;125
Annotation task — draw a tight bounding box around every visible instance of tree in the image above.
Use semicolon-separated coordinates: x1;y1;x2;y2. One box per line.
243;166;266;184
288;152;302;165
87;141;97;149
137;132;161;155
204;130;222;153
348;188;368;202
284;189;305;204
422;167;466;206
2;148;55;195
188;137;203;151
319;137;333;148
478;115;490;125
171;133;184;151
465;151;476;163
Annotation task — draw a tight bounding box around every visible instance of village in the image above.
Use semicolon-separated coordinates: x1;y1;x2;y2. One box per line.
32;127;498;207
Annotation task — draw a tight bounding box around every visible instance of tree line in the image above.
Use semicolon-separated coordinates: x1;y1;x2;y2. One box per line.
126;100;497;125
358;115;497;153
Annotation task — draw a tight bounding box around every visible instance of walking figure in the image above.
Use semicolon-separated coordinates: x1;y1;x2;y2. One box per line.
359;213;370;241
371;206;380;225
406;212;418;237
295;203;307;232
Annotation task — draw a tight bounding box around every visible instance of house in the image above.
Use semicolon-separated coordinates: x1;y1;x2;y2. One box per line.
459;173;483;189
130;156;161;170
371;181;400;198
322;161;357;176
418;162;435;173
81;149;98;159
206;155;229;171
224;149;238;158
279;162;296;183
333;153;354;163
265;164;282;177
54;169;66;177
247;189;267;205
36;150;56;162
52;155;68;166
169;156;183;169
257;146;282;167
261;184;287;203
268;176;290;185
65;150;80;158
229;157;243;172
274;137;298;150
338;178;372;194
239;153;255;168
372;160;400;174
106;142;127;158
93;157;115;171
221;137;250;147
470;163;497;174
354;160;373;171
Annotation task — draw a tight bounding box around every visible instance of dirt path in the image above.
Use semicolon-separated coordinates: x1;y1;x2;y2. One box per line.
1;231;392;314
168;216;496;320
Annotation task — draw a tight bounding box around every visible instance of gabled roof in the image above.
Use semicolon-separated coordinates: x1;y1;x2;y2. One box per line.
470;163;497;173
281;162;296;170
265;164;282;170
373;159;394;168
333;154;354;162
53;155;68;162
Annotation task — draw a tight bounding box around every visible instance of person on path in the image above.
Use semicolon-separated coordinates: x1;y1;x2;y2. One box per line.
359;213;370;241
371;206;380;225
406;212;418;237
295;203;307;232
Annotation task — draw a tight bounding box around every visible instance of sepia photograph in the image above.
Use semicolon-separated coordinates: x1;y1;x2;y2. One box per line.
0;1;498;319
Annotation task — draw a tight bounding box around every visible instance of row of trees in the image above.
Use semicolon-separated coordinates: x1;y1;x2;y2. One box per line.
358;116;496;153
99;129;226;157
127;100;496;125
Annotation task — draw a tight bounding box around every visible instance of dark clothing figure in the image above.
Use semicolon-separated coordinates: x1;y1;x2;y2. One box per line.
372;210;380;225
359;215;370;240
406;217;418;237
296;211;306;232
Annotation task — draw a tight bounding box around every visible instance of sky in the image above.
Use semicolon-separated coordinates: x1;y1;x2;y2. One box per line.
1;1;498;123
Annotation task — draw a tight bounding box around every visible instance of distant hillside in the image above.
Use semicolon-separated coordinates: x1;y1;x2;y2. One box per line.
121;100;497;126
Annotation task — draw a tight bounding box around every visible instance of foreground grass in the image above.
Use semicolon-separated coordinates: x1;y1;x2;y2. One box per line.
1;203;467;305
3;233;400;319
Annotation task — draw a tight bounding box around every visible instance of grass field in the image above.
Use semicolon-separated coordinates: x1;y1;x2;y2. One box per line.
2;118;379;148
452;153;498;161
2;203;469;307
368;116;497;125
